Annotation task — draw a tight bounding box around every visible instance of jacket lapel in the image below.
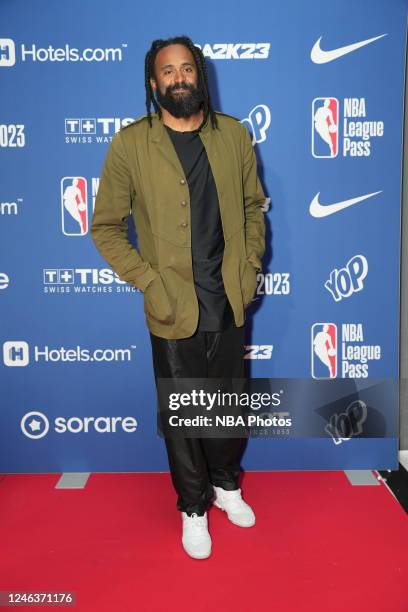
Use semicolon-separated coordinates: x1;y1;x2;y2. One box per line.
149;110;214;176
149;112;187;178
148;111;229;232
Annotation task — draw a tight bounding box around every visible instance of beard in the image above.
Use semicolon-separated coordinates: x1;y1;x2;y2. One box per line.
155;81;205;118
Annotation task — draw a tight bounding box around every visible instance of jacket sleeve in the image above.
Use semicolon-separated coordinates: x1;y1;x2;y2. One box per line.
240;123;266;272
90;131;158;292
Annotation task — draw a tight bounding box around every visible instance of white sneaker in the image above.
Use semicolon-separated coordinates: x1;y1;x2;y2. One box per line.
213;485;256;527
181;512;212;559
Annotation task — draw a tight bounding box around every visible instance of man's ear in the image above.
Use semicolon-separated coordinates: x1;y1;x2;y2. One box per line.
150;77;157;92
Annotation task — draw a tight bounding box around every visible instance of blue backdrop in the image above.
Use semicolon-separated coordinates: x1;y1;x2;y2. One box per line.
1;0;406;472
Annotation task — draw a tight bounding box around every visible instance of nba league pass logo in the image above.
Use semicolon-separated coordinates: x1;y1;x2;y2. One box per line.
312;96;384;158
61;177;88;235
311;323;381;378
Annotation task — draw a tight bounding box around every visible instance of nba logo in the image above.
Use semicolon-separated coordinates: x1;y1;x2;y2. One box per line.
311;323;337;379
312;97;339;158
61;177;88;236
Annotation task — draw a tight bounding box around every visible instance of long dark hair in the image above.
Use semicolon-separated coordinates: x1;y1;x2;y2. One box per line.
144;35;218;130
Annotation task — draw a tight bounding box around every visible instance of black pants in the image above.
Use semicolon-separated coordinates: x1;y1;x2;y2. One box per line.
149;324;248;515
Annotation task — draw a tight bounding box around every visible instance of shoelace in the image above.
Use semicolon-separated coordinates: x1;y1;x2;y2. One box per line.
219;489;245;510
188;513;206;525
184;513;208;537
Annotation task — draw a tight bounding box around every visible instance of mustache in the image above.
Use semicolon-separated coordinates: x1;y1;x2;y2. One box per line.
169;83;193;92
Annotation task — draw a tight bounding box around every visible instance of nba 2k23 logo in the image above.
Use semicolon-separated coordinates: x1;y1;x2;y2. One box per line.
61;177;88;235
311;323;337;378
312;98;339;158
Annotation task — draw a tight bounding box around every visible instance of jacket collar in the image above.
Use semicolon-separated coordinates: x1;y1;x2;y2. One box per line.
150;109;213;143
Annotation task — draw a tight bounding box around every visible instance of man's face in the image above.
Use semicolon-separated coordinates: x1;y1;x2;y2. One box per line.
150;44;205;119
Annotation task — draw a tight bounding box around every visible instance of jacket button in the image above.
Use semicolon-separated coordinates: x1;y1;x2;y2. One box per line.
180;178;186;185
181;221;188;227
180;200;187;206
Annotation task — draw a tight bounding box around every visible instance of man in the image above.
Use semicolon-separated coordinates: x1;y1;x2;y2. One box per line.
91;35;266;560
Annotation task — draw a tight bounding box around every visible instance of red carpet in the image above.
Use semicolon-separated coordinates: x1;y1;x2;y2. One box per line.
0;471;407;611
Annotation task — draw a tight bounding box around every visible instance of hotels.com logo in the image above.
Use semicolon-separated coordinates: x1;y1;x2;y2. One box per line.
0;38;127;66
0;39;15;66
3;341;136;366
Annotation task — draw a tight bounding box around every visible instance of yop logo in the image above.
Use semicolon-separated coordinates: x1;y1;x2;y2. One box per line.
0;39;16;67
240;105;271;212
3;341;29;366
241;104;271;145
312;97;339;157
61;177;88;235
21;411;50;439
311;323;337;378
325;255;368;301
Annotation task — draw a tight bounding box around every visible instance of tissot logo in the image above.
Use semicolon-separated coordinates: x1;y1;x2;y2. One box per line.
64;118;136;144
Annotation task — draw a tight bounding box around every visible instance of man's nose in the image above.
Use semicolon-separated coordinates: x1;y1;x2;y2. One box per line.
173;71;187;85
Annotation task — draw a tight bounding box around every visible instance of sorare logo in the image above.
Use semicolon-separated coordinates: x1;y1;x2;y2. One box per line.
311;323;337;379
312;97;339;158
61;177;88;235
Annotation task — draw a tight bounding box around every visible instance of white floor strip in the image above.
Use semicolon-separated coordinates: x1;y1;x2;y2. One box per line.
55;473;90;489
399;450;408;471
343;470;380;485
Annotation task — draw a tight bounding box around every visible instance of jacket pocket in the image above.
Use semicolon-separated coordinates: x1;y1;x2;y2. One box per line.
240;258;258;308
143;273;175;325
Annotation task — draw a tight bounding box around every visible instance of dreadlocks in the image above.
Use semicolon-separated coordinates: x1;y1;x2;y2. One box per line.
144;35;218;130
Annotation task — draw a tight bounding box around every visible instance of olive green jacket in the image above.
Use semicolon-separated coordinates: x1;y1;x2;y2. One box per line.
90;110;266;339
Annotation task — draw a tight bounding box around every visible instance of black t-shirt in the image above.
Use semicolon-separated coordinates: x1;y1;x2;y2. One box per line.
164;124;235;332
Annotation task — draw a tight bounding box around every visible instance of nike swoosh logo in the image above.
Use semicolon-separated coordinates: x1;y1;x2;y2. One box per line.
311;34;387;64
309;191;382;218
